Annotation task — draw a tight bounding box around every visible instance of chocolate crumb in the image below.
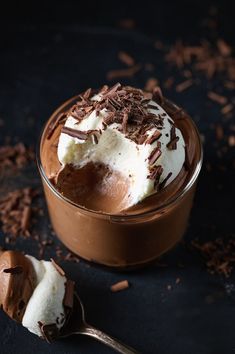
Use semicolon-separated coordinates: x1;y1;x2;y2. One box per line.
0;188;38;240
106;64;141;81
118;18;135;29
175;79;193;93
111;280;129;292
21;206;31;233
208;92;227;105
192;237;235;277
0;143;34;173
221;103;233;115
118;51;135;66
228;135;235;147
145;78;159;92
215;124;224;140
175;278;181;284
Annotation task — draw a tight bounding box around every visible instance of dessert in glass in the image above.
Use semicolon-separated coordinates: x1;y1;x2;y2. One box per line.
37;84;202;268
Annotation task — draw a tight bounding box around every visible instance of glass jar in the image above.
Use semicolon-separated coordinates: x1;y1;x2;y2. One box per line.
37;96;203;269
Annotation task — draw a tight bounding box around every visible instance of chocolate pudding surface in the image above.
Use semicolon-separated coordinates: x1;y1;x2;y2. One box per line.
39;94;202;216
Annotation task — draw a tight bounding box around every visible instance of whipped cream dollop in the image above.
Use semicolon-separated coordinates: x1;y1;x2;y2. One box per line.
57;84;185;208
22;256;66;337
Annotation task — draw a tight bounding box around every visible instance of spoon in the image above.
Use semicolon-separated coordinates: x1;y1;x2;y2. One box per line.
60;292;140;354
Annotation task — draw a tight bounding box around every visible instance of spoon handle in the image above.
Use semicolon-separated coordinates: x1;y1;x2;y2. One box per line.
79;323;140;354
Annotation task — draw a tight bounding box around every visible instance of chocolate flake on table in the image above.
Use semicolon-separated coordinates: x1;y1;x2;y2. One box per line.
3;266;23;274
165;39;235;81
215;124;224;140
21;206;31;233
221;103;233;115
191;237;235;277
175;79;193;93
106;64;141;81
0;143;34;172
228;135;235;147
208;91;228;105
63;280;75;309
167;126;179;150
118;51;135;66
175;277;181;284
118;18;135;29
0;187;38;240
145;78;159;92
110;280;129;292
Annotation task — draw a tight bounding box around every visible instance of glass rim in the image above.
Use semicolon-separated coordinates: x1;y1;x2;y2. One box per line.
36;95;203;220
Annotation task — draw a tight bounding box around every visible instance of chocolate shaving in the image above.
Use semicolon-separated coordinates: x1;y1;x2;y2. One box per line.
3;266;23;274
63;280;75;309
58;84;172;148
184;145;190;170
192;237;235;277
106;64;141;80
61;126;88;140
148;147;162;165
167;126;179;150
118;51;135;66
148;165;163;181
145;130;162;145
111;280;129;292
122;110;129;134
0;188;38;240
21;206;31;233
159;172;173;190
0;143;34;173
47;113;67;139
50;258;65;276
152;86;163;105
221;103;233;115
145;78;159;92
208;91;227;105
175;79;193;92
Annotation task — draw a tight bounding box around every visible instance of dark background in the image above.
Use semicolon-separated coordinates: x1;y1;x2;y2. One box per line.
0;1;235;353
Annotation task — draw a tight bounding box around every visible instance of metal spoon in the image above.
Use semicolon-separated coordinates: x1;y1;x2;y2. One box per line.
60;293;140;354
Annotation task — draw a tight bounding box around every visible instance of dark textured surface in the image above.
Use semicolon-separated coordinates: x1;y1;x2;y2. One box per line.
0;1;235;353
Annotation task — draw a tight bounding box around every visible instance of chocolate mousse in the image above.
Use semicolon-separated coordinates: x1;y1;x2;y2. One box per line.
38;83;202;267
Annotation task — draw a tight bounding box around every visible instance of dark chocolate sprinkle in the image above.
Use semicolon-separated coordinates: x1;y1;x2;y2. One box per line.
148;147;162;165
61;127;88;140
159;172;173;189
3;266;23;274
